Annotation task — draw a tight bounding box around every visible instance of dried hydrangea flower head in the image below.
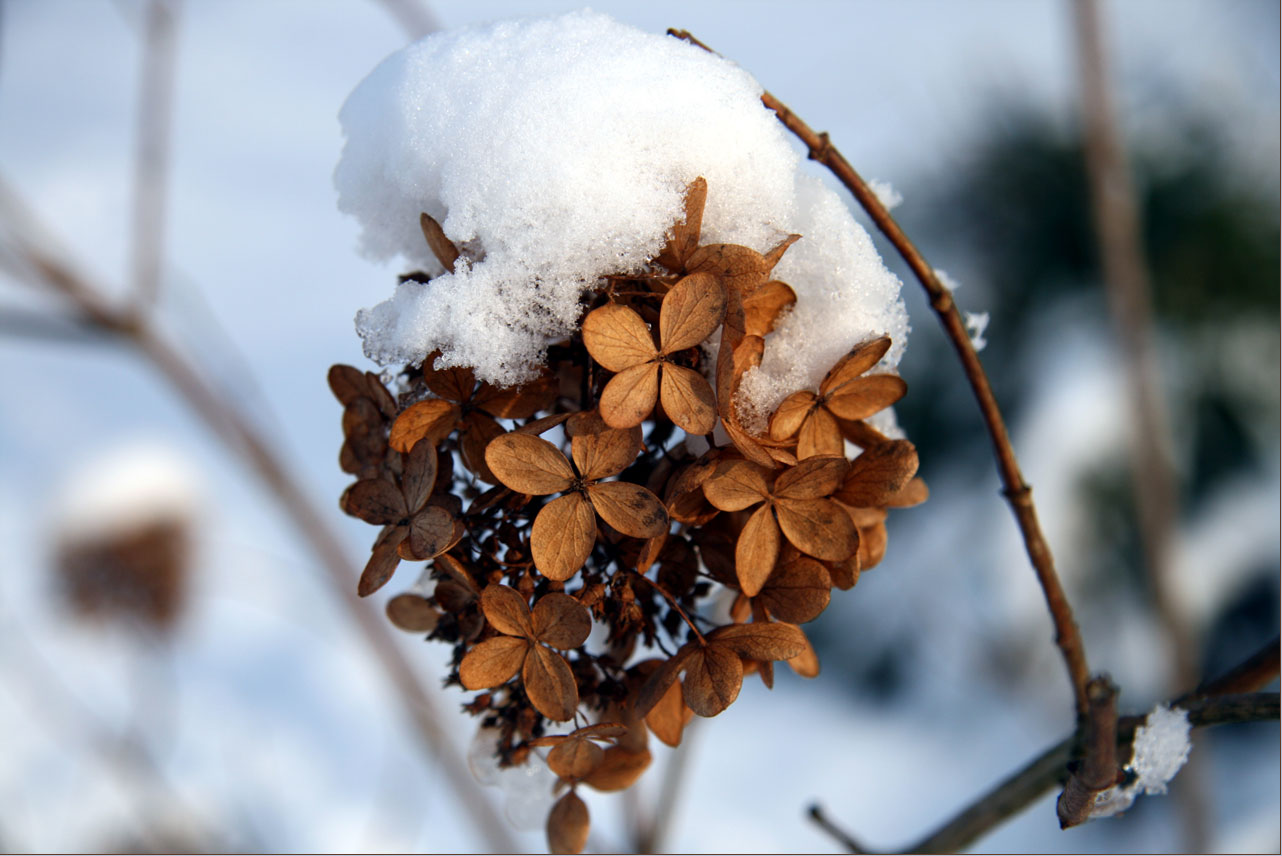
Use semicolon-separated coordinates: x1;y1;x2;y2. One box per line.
331;12;924;853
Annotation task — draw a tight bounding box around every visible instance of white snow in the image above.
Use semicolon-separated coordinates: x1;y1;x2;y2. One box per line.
1091;703;1193;819
965;310;990;352
868;177;903;210
336;10;908;417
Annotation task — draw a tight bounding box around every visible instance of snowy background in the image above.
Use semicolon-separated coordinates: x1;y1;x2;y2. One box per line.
0;1;1276;853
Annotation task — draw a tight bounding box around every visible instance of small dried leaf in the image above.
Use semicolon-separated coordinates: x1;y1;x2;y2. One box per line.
547;738;604;780
587;481;668;539
419;211;460;272
682;645;743;717
703;460;771;511
711;621;807;661
821;336;893;394
735;504;780;598
386;593;440;632
571;425;640;482
742;280;796;337
774;455;848;500
796;406;843;460
757;556;831;624
523;644;579;721
775;497;858;562
400;440;439;512
357;526;406;597
659;365;717;435
547;790;590;855
644;676;688;748
459;635;529;689
389;399;459;454
581;303;657;372
532;592;592;649
598;362;660;429
837;440;920;507
659;272;726;352
584;748;651;792
825;374;908;421
531;493;597;581
479;584;534;637
485;433;575;495
343;478;408;525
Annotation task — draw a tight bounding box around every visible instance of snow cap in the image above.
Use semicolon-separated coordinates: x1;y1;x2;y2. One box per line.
335;10;908;418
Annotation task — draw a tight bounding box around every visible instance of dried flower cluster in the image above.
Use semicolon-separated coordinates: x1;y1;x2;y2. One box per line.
330;178;925;853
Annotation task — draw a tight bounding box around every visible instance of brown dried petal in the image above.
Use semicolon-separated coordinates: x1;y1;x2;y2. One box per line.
787;632;821;678
598;362;660;430
386;593;440;632
343;478;408;525
682;646;743;717
735;504;781;598
703;460;771;512
659;272;726;353
757;556;831;624
656;175;706;271
858;519;888;570
820;336;893;394
400;440;439;512
686;243;771;295
459;411;505;484
888;476;930;508
459;635;530;689
357;525;406;597
475;374;557;419
763;234;801;270
532;592;592;649
485;433;575;495
767;391;815;442
581;303;657;372
632;648;693;719
796;406;843;460
402;506;462;561
419;212;459;272
389;399;459;454
423;363;474;403
547;790;590;855
587;481;668;539
342;396;382;438
710;621;807;661
837;440;920;507
584;747;652;792
644;676;688;748
479;584;534;637
742;280;796;337
825;374;908;421
514;412;574;436
571;424;640;481
774;455;848;500
547;738;604;780
775;497;858;562
523;644;579;722
531;493;597;581
328;364;369;406
659;365;717;435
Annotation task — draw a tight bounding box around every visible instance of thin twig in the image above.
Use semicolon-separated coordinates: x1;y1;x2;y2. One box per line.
129;0;178;313
669;28;1092;719
1072;3;1205;844
808;636;1279;853
1056;676;1120;828
0;181;519;853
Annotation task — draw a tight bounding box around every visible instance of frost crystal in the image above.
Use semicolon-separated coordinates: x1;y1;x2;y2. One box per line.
868;178;903;211
1090;704;1193;819
965;311;989;352
335;10;908;407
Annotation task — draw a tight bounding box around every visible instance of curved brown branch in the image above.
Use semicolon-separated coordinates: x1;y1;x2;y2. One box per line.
808;634;1279;854
668;28;1091;718
0;181;518;853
